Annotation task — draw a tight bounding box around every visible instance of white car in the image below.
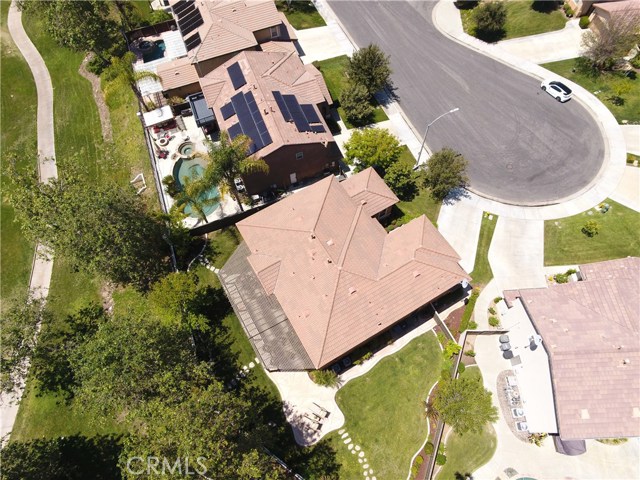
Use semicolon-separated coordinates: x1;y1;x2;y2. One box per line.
541;80;573;102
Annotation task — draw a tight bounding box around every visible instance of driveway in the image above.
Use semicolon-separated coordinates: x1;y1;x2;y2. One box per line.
326;1;605;205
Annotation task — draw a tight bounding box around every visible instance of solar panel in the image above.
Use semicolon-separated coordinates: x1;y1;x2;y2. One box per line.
272;91;292;122
283;94;311;132
301;104;321;124
220;102;235;120
245;92;272;148
228;123;243;140
177;3;196;19
227;63;246;90
311;124;326;133
172;0;193;16
184;32;201;51
178;9;204;36
230;93;261;150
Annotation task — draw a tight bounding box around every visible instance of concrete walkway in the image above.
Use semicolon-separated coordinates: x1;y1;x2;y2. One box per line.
1;1;58;443
621;124;640;155
437;197;483;273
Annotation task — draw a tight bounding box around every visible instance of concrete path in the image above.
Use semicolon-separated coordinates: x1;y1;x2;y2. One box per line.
497;19;585;65
296;25;352;64
2;1;58;444
621;124;640;155
437;196;483;273
610;165;640;212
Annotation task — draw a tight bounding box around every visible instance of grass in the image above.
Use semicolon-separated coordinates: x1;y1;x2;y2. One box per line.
460;1;567;41
312;55;389;128
469;213;498;287
0;1;37;302
276;0;326;30
542;58;640;123
435;367;497;480
544;199;640;265
323;332;443;479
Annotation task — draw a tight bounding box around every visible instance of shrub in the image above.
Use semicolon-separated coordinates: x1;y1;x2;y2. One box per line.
435;453;447;466
460;290;479;332
563;2;574;17
384;161;419;201
424;441;435;455
149;9;172;24
436;332;448;347
488;316;500;327
458;362;466;373
528;433;548;446
473;1;507;42
162;175;181;198
410;454;424;478
340;82;374;126
630;56;640;69
344;127;402;171
554;272;569;284
597;438;628;445
309;369;339;387
464;350;476;357
468;320;478;330
579;16;590;29
493;296;503;304
582;220;600;237
488;307;496;315
443;341;462;359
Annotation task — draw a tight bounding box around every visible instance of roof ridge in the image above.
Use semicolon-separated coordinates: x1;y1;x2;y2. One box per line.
263;50;296;78
311;177;338;237
413;252;467;279
317;269;343;367
337;204;365;268
240;223;314;234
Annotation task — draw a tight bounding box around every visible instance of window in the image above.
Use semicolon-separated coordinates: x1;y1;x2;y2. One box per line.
295;152;304;160
270;26;279;38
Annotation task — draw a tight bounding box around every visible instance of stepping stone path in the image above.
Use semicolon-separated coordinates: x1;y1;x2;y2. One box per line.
337;431;374;478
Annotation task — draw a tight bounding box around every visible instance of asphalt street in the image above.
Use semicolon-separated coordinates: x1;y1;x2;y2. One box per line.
327;1;605;204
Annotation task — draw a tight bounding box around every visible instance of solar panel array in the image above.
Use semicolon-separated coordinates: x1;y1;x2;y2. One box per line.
227;63;246;90
183;32;201;51
226;91;272;153
174;0;203;37
272;91;325;133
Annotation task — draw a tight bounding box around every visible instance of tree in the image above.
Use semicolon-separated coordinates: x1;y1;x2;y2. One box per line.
201;132;269;212
383;160;418;201
6;159;169;290
581;8;640;71
340;82;374;126
103;52;162;111
172;173;221;224
582;220;600;237
422;147;469;201
473;1;507;42
148;271;209;332
607;77;632;105
344;128;402;171
0;294;49;394
346;44;392;96
432;375;498;435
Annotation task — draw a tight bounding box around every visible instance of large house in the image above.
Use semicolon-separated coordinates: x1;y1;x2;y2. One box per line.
505;257;640;441
219;168;470;371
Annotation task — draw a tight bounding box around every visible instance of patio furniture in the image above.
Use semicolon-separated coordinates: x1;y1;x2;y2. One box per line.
312;402;330;418
499;334;510;343
500;342;511;351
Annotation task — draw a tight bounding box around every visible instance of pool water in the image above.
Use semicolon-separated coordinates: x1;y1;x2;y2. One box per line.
172;158;220;219
178;142;195;157
143;40;166;63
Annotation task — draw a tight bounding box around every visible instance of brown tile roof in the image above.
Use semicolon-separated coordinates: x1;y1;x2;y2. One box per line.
341;167;399;217
157;57;200;91
199;50;336;157
235;170;469;368
510;257;640;440
259;40;298;54
594;0;640;14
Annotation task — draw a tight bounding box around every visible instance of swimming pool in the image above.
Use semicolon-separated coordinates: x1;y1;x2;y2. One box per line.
143;40;166;63
172;157;220;218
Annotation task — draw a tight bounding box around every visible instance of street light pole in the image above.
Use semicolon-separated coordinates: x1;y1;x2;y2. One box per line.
415;107;460;169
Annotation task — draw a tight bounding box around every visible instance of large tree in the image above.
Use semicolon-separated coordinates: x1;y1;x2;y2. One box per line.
344;127;402;172
473;1;507;42
6;160;169;290
171;173;221;224
201;132;269;212
340;82;374;126
581;8;640;71
422;147;469;201
346;43;392;96
432;375;498;435
384;160;418;201
148;271;209;332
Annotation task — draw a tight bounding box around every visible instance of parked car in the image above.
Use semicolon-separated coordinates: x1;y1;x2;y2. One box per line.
540;80;573;102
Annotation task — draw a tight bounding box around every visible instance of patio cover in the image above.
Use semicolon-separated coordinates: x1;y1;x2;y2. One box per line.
142;105;173;127
187;92;215;127
553;436;586;456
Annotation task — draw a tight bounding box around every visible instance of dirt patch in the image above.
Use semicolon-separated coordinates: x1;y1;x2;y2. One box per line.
78;53;113;142
444;305;465;340
100;281;116;313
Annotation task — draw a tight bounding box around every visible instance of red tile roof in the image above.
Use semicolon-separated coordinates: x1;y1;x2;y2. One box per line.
236;170;469;368
342;167;399;216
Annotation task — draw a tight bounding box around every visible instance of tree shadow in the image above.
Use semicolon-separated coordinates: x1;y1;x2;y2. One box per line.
454;0;479;10
442;187;471;205
531;0;560;13
454;473;474;480
475;28;506;43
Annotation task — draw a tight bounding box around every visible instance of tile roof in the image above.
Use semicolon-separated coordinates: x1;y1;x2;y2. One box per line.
235;169;469;368
594;0;640;14
510;257;640;440
199;50;336;157
259;40;298;54
341;167;400;216
157;57;200;90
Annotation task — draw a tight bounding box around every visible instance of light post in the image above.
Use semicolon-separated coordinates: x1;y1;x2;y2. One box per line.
415;107;460;169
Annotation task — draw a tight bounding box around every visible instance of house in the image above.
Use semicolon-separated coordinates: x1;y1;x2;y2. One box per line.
504;257;640;441
197;50;341;194
566;0;626;16
218;168;470;371
589;0;640;36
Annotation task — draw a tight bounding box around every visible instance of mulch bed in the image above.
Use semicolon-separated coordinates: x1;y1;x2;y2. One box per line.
444;305;465;341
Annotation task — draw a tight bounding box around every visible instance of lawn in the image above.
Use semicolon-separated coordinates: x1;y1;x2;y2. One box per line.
276;0;326;30
542;58;640;123
1;1;37;302
469;212;498;287
323;332;443;480
460;1;567;41
544;199;640;265
312;55;389;128
435;367;497;480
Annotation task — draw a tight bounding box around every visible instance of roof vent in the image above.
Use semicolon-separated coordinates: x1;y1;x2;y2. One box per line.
326;239;334;246
311;234;316;239
623;358;631;365
327;259;332;264
413;271;421;278
633;407;640;418
348;287;356;295
580;409;590;420
360;199;367;205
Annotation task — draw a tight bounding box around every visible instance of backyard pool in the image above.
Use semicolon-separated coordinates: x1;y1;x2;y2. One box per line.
143;40;166;63
172;157;219;219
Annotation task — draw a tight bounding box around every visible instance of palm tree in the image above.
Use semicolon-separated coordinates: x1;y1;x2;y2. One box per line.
173;175;220;225
103;52;161;112
200;132;269;212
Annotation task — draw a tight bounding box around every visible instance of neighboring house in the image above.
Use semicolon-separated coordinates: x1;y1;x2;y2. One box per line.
589;0;640;35
198;50;341;194
504;257;640;441
218;169;470;371
567;0;626;16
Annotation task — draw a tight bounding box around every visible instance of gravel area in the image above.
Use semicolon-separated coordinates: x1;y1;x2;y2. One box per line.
496;370;529;442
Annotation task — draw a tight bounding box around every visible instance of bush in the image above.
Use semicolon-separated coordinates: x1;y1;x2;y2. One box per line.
443;341;462;359
553;272;569;284
468;320;478;330
422;148;469;201
384;160;418;200
579;16;590;29
493;296;503;303
563;2;574;17
435;453;447;466
309;369;339;387
162;175;181;198
488;307;496;315
460;290;479;332
87;55;109;75
410;454;424;478
346;44;392;96
582;220;600;237
149;9;172;24
488;316;500;327
344;127;402;171
340;82;374;126
464;350;476;357
473;1;507;42
630;56;640;69
424;441;435;455
458;362;466;373
597;438;628;445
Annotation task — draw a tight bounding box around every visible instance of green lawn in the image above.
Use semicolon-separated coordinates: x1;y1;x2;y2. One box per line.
276;0;326;29
470;213;498;287
542;59;640;123
0;1;37;302
544;199;640;265
323;332;443;480
461;1;567;41
435;367;497;480
312;55;389;128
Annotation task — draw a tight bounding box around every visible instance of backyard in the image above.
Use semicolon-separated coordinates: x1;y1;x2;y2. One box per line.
276;0;325;30
544;199;640;265
542;59;640;123
322;332;443;479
